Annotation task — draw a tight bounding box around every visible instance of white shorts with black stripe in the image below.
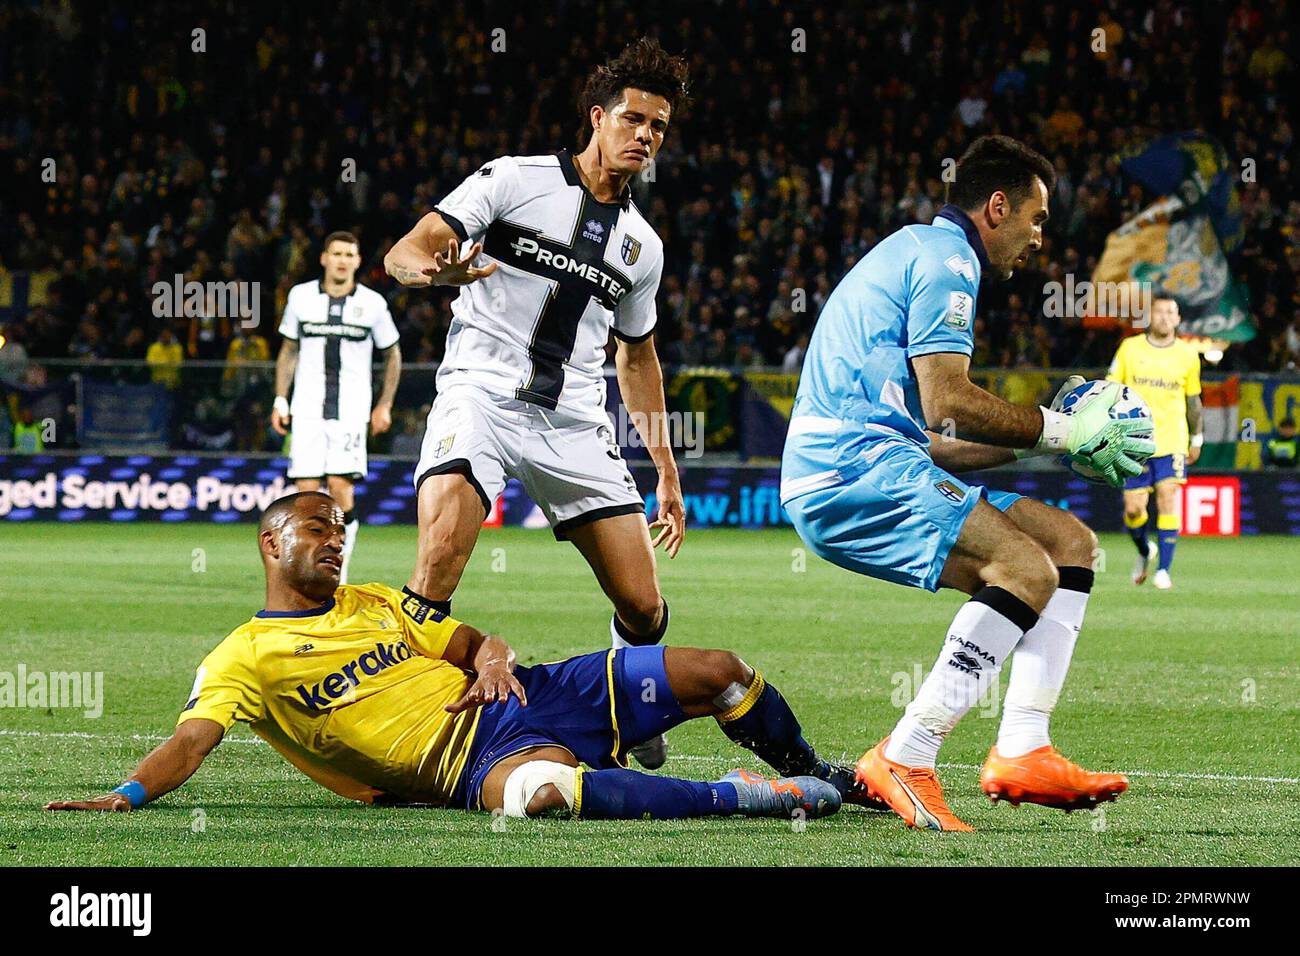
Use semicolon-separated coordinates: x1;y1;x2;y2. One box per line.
415;384;644;539
288;417;368;481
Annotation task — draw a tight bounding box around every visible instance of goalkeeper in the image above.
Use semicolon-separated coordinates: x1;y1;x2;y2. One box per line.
781;135;1152;831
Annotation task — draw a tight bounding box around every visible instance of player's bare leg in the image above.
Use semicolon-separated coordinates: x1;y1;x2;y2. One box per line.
858;500;1056;831
1152;479;1181;589
406;471;486;607
567;512;669;768
980;497;1128;810
326;476;358;584
1123;487;1157;584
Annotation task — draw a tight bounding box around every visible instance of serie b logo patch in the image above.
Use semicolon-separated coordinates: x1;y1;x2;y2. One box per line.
944;291;972;330
621;235;642;266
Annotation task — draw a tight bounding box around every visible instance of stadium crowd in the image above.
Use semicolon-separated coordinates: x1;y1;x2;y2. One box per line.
0;0;1297;442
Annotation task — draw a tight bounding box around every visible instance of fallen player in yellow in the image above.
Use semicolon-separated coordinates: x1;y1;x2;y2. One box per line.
47;491;875;821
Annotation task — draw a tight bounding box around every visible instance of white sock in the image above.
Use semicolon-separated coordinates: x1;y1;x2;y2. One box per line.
339;517;359;585
886;590;1037;768
610;616;631;651
610;601;669;651
997;573;1092;758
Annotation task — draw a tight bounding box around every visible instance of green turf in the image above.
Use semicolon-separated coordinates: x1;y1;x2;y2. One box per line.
1;524;1296;866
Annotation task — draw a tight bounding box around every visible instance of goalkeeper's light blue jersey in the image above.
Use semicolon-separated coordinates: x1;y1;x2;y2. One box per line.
786;205;989;480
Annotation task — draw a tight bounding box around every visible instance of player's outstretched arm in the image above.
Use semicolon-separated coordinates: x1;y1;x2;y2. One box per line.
384;213;497;288
44;718;224;812
440;624;528;714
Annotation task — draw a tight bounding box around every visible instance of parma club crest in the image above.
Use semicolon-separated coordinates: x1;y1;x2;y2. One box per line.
621;235;641;266
434;434;455;459
934;479;966;503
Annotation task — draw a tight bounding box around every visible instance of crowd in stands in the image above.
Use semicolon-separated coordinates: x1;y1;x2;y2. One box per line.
1;0;1297;452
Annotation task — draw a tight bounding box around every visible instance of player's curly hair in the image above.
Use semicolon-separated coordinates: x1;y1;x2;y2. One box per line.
578;37;691;144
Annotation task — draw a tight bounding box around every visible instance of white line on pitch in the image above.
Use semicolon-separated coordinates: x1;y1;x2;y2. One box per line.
3;728;1297;786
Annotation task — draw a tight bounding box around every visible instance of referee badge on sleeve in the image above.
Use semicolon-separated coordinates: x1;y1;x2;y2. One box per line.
621;235;642;266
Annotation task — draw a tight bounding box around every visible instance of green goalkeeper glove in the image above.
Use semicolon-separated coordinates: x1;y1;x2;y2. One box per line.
1013;375;1086;460
1034;381;1156;486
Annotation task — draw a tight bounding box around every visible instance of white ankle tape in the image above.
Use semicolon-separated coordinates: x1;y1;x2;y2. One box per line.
501;760;577;818
713;680;749;712
1003;686;1060;713
906;698;962;736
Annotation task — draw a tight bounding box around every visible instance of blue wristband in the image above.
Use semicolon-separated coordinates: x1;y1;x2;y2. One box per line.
112;780;147;808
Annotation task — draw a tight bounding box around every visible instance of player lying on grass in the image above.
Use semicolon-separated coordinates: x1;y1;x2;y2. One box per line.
46;492;864;822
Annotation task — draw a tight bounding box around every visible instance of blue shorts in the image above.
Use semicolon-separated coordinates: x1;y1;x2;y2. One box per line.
450;646;687;810
782;439;1022;592
1123;453;1186;491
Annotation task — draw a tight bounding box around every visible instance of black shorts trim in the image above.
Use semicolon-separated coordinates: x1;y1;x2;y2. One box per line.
552;502;645;541
432;207;469;243
612;326;656;344
416;457;491;517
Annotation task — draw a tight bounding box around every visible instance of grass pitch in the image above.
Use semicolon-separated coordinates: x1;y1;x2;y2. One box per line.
1;524;1296;866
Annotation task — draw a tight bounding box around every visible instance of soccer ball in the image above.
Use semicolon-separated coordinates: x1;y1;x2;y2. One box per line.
1056;380;1153;484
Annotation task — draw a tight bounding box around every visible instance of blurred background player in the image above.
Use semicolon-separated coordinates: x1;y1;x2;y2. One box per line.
383;39;689;769
45;492;855;824
1264;417;1298;467
271;231;403;583
782;136;1150;831
1107;296;1203;590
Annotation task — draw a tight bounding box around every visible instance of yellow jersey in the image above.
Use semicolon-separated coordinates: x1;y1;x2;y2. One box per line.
1106;335;1201;457
178;583;479;805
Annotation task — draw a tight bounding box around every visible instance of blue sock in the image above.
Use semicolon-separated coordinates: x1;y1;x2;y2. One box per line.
1127;520;1150;556
715;673;823;777
577;768;738;819
1157;528;1178;571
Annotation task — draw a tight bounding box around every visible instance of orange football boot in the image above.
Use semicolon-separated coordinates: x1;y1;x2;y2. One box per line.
980;745;1129;811
854;737;973;832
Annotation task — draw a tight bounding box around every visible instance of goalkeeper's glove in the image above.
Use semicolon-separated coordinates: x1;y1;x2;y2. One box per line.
1013;375;1086;460
1034;381;1156;486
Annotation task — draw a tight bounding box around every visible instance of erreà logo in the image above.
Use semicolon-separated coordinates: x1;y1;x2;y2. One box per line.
295;640;413;711
582;219;605;242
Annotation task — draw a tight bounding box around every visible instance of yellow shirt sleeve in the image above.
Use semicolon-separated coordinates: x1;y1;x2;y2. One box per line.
177;630;265;730
1106;339;1128;384
1184;346;1202;397
393;588;464;660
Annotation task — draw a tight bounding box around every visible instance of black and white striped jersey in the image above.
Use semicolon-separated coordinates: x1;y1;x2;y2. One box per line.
433;149;664;421
279;280;399;422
